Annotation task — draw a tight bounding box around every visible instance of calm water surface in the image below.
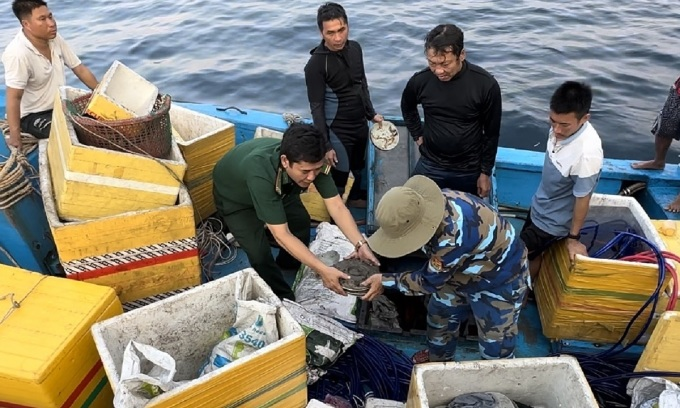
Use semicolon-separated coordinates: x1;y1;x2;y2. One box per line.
1;0;678;160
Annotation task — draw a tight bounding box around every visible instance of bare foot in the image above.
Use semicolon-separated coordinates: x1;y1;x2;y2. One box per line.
631;160;665;170
667;194;680;213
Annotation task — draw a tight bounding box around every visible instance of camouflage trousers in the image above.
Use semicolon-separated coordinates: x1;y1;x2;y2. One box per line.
426;256;530;362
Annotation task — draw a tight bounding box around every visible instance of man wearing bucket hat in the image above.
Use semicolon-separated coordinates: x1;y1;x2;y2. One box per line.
361;175;529;362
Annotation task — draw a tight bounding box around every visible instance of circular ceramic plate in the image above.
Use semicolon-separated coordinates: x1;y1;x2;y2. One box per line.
370;120;399;151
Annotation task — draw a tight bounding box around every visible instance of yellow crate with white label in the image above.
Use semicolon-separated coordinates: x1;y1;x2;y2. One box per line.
40;141;201;304
0;265;122;408
91;269;307;408
48;86;187;221
85;60;159;120
171;105;236;221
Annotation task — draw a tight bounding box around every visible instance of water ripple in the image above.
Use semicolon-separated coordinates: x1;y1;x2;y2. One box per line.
0;0;678;160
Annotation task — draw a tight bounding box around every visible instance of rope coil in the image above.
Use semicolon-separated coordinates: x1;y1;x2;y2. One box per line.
0;121;39;209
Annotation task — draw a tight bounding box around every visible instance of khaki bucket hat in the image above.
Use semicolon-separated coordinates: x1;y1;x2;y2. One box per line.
367;175;445;258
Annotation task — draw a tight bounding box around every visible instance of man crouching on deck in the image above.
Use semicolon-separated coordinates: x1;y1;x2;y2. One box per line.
212;122;379;301
361;175;529;362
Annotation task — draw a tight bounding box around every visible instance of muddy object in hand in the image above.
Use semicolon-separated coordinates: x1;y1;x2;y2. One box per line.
332;258;379;295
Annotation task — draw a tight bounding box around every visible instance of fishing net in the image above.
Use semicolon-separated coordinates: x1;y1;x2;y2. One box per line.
64;93;172;159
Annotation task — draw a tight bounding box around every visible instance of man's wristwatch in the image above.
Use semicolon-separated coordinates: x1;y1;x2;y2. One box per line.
567;232;581;240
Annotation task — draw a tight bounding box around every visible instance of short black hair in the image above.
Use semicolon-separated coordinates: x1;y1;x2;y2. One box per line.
317;2;347;31
280;123;327;164
424;24;464;57
12;0;47;22
550;81;593;119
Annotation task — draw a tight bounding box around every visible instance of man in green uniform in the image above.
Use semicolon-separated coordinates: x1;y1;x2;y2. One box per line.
213;122;379;300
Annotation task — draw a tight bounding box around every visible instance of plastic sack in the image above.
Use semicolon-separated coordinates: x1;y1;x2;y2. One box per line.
628;377;680;408
113;341;185;408
293;222;359;323
283;299;362;384
199;298;279;376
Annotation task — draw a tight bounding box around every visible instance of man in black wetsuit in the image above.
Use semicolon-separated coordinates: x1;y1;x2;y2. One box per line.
304;2;383;208
401;24;502;198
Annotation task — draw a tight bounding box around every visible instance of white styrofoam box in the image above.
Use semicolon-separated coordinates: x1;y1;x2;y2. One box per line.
90;269;307;407
254;126;284;139
366;398;405;408
406;357;598;408
88;60;158;118
587;193;665;251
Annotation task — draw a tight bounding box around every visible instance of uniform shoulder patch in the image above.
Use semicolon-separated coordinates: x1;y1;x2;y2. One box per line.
429;256;444;272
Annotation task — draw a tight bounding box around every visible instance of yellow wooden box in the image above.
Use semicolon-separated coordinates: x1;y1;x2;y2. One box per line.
91;269;307;408
635;311;680;382
0;265;122;408
48;86;187;221
652;219;680;311
536;195;671;344
171;104;236;222
39;141;201;305
84;60;159;121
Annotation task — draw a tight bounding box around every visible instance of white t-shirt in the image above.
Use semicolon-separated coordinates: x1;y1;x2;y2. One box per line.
2;30;81;117
530;121;604;236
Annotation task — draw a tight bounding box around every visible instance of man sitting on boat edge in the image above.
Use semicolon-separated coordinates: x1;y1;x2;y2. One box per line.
2;0;98;150
360;175;529;362
212;122;380;301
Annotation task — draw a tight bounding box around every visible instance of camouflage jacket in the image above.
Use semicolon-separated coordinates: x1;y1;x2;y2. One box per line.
382;190;527;294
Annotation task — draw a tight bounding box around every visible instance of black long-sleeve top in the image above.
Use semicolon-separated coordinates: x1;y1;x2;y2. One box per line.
400;61;502;175
304;40;376;144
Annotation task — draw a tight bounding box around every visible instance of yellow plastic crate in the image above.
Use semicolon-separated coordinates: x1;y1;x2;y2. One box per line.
91;269;307;408
171;104;236;222
40;141;201;304
536;194;671;344
652;219;680;311
635;311;680;382
0;265;122;408
84;60;159;120
48;86;187;221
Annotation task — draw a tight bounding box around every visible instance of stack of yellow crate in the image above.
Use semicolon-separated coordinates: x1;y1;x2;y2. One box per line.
171;105;236;222
48;87;187;221
41;82;201;305
535;195;673;344
536;238;671;344
634;311;680;382
40;141;201;304
0;265;122;407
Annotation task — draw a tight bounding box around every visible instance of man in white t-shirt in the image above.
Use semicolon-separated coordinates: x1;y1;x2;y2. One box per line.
520;81;604;282
2;0;98;150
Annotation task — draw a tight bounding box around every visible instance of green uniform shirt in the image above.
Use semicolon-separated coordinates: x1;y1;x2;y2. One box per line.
213;138;338;225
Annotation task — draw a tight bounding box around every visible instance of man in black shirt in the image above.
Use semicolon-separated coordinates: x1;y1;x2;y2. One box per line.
401;24;502;198
304;2;383;207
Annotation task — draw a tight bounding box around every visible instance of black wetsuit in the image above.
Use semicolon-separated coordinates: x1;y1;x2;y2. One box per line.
304;39;376;197
401;61;502;195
